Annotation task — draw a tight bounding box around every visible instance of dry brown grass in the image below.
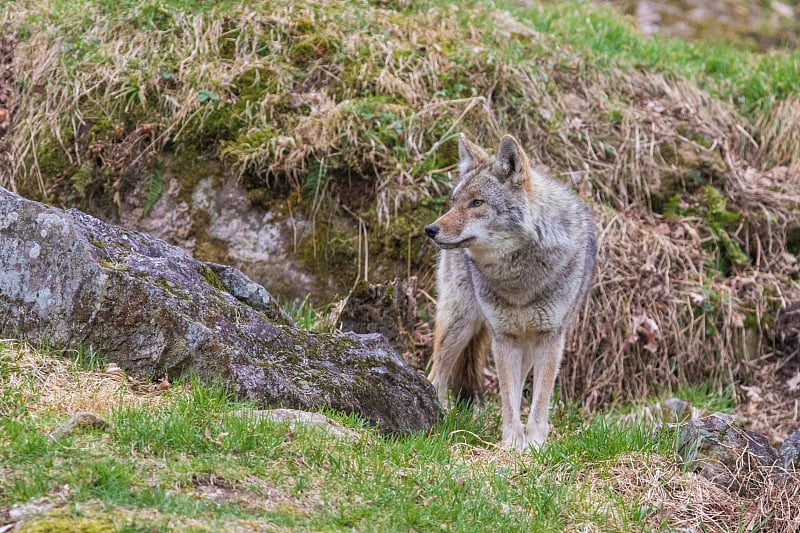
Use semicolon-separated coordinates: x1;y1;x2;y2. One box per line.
758;95;800;172
609;453;800;533
0;339;182;421
1;0;799;410
564;202;795;409
737;358;800;445
450;445;800;532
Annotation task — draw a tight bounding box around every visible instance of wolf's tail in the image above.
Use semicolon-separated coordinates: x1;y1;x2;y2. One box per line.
450;325;490;404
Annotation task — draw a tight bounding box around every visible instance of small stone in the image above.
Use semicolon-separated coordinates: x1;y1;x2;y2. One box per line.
204;262;295;327
678;413;779;495
779;427;800;473
619;397;696;426
228;408;362;442
651;397;692;423
49;412;109;439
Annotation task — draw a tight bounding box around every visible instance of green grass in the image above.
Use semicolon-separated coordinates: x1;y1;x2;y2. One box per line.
278;294;332;332
1;342;718;532
0;343;741;533
492;0;800;117
0;395;674;531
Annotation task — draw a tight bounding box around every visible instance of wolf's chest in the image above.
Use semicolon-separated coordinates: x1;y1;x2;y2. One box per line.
469;268;559;334
480;299;558;337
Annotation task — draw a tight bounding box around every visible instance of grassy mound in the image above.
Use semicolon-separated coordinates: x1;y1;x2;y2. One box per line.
4;340;799;532
1;0;799;407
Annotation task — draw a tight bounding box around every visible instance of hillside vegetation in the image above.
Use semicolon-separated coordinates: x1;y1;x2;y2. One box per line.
2;1;800;531
6;339;794;532
1;0;799;407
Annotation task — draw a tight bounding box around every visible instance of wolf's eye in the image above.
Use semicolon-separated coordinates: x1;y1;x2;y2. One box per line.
469;199;484;208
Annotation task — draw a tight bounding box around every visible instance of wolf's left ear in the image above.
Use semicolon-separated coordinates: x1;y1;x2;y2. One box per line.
494;134;529;186
458;134;489;176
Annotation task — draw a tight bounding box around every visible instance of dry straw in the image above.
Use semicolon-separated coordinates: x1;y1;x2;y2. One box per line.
0;339;183;420
1;1;798;407
609;453;800;533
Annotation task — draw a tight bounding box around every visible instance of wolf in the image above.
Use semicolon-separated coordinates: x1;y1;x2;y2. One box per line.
424;133;596;451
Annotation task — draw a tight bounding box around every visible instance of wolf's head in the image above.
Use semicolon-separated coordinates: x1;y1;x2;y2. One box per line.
425;133;533;254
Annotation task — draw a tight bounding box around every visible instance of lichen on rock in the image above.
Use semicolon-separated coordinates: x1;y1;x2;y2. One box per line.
0;188;442;434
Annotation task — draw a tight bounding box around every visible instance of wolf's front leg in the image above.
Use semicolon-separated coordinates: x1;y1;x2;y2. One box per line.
524;330;565;451
492;335;526;450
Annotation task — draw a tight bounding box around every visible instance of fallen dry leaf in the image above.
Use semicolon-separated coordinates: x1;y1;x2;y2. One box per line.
150;374;171;392
103;362;125;379
741;385;763;403
203;427;229;447
633;311;660;353
787;372;800;393
689;292;705;306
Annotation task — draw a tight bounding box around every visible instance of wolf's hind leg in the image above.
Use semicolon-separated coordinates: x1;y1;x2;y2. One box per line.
524;330;566;450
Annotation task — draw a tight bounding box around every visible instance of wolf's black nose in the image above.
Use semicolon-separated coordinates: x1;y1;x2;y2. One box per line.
424;225;439;239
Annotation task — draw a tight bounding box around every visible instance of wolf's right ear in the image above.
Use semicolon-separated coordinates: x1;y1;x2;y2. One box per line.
458;134;488;176
494;134;529;187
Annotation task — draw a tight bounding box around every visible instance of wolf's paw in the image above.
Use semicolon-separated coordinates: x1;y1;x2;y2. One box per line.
523;423;549;452
501;423;526;451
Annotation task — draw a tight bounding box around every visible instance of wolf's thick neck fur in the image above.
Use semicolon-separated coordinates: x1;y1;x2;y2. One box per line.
465;171;594;335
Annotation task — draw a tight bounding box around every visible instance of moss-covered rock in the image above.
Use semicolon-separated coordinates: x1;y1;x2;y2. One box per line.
0;188;442;434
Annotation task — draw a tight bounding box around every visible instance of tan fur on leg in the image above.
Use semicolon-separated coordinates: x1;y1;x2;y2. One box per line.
493;335;526;449
524;330;565;450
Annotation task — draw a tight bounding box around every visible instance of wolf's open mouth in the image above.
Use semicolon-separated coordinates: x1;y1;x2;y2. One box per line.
435;237;475;249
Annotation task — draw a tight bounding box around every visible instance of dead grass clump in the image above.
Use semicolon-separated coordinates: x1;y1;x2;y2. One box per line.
609;453;800;533
737;357;800;445
562;201;795;409
450;438;528;471
610;454;743;532
749;477;800;533
499;67;753;209
551;70;800;406
0;339;182;419
757;95;800;172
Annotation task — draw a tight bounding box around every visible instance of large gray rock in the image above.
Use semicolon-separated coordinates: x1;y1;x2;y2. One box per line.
678;413;779;494
0;188;442;434
123;173;319;301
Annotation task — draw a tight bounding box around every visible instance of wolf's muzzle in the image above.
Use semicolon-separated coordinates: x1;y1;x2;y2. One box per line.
424;224;439;239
